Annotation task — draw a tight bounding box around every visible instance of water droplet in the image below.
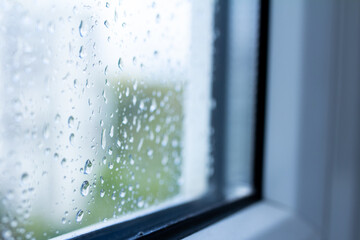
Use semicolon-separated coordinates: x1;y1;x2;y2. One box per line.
132;96;137;105
108;162;114;169
21;173;29;182
48;22;55;33
62;217;66;224
104;20;109;28
100;189;105;198
101;128;106;149
118;58;123;70
161;156;168;165
68;116;74;128
122;116;128;125
137;138;144;151
10;220;18;228
69;133;75;145
172;139;179;147
119;189;126;198
100;176;104;184
76;210;84;222
147;149;153;157
79;20;87;37
109;125;114;138
150;99;157;112
106;2;110;8
156;14;160;23
139;100;145;110
55;114;61;123
122;22;126;28
114;10;118;22
54;153;59;160
80;181;90;196
79;46;86;59
2;230;12;239
129;155;135;165
84;160;93;174
137;198;144;208
43;124;50;139
61;158;67;166
161;136;168;146
108;148;113;155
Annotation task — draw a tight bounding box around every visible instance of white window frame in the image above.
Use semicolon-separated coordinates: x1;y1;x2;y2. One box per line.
187;0;360;239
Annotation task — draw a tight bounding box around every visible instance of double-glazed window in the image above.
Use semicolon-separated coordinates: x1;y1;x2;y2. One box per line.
0;0;266;239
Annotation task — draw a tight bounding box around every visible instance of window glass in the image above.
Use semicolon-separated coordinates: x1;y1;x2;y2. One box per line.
225;0;259;198
0;0;215;239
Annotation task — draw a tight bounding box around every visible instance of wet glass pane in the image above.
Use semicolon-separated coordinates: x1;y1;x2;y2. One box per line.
0;0;215;238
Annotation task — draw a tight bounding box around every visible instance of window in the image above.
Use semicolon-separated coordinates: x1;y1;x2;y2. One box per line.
0;0;266;239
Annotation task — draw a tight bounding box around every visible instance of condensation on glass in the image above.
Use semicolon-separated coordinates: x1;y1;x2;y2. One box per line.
0;0;215;239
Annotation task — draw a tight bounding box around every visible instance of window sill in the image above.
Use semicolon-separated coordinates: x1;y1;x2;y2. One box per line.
185;200;318;240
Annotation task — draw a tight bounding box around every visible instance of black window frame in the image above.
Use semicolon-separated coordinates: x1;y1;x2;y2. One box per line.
73;0;270;239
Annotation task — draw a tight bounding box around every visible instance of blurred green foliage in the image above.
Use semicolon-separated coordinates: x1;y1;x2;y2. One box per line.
8;79;183;239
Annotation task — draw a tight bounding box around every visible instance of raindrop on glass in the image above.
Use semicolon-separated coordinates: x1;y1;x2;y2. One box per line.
118;58;123;70
80;181;90;196
55;114;61;123
150;99;157;112
61;158;67;167
129;155;135;165
79;46;85;59
104;20;109;28
43;124;50;139
109;125;114;138
84;160;93;174
79;20;87;37
119;189;126;198
68;116;74;128
101;128;106;149
21;173;29;182
69;133;75;145
108;162;114;169
137;198;144;208
76;210;84;222
122;116;128;125
100;189;105;198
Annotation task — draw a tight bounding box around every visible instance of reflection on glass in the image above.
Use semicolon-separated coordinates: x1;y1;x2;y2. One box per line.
0;0;215;239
